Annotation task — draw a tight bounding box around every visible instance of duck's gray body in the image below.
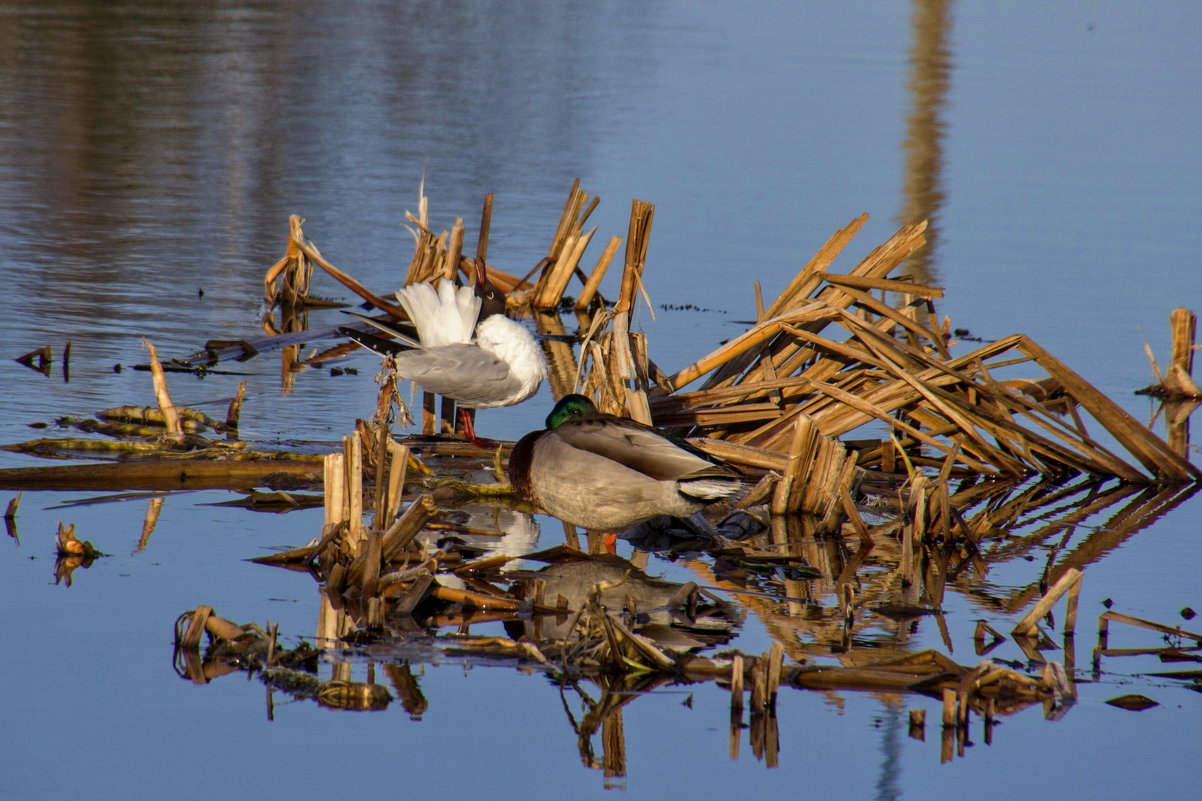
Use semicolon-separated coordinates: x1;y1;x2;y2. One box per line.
508;395;744;532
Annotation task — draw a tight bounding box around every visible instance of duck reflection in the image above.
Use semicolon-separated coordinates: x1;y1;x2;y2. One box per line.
502;553;743;646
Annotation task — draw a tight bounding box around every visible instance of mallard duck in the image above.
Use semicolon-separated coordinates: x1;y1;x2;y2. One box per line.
507;394;745;545
343;265;547;441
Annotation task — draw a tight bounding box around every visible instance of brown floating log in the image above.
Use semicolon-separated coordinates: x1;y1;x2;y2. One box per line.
0;458;322;491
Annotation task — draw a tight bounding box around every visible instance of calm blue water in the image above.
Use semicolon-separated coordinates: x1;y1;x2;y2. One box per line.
1;2;1200;799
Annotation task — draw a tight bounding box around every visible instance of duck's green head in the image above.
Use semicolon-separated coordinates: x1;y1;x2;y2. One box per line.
546;393;598;428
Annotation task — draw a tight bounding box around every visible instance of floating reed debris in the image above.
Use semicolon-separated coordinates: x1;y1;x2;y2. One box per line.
1012;567;1083;638
628;218;1200;486
14;344;52;376
1096;609;1202;653
36;182;1177;772
54;521;97;559
53;521;101;586
530;179;600;310
0;456;322;492
1140;307;1201;400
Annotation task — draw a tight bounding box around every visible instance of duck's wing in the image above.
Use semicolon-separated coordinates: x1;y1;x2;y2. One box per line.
393;344;524;407
553;417;735;482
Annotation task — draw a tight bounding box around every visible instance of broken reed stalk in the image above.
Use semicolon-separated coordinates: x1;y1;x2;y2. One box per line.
403;181;447;287
664;305;836;392
726;654;745;750
555;182;600;261
380;494;439;563
444;218;465;283
534;227;596;309
476;193;493;262
611;308;651;424
765;641;783;711
730;653;745;762
572;201;657;419
384;439;410;524
575;235;621;311
704;218;927;392
1166;307;1201;398
616;199;654;316
137;496;164;551
531;179;599;309
1017;337;1200;482
772;415;817;515
142;341;183;440
344;435;364;543
294;232;406;316
226;380;248;433
263;216;307;306
814;270;944;299
536;312;583;399
1012;568;1083;637
660;252;1195;483
176;606;249;650
14;344;53;375
763;213;869;321
3;493;18;521
324;451;347;532
1097;609;1202;650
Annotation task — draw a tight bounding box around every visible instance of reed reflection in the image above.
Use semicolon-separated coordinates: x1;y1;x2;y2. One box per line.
171;466;1199;783
898;0;954;283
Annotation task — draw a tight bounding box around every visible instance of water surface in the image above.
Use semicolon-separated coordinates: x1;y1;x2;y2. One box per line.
1;2;1200;799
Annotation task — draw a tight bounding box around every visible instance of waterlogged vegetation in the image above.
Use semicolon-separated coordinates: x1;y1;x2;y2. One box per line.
5;184;1200;779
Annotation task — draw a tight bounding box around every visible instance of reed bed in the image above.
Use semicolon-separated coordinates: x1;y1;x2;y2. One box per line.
8;179;1201;770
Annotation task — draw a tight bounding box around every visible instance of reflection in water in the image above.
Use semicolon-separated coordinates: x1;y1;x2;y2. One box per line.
1158;398;1200;460
169;471;1200;784
876;703;904;801
898;0;954;283
0;1;646;357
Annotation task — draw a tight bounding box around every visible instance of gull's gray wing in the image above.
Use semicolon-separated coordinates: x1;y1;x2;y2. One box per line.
393;344;522;407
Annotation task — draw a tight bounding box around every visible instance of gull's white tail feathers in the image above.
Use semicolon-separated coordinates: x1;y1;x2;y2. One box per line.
395;280;480;347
